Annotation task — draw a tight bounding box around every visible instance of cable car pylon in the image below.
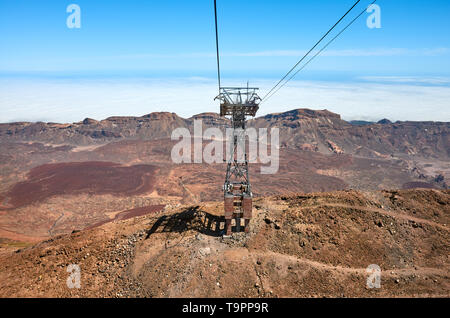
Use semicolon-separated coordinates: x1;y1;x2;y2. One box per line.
213;0;260;236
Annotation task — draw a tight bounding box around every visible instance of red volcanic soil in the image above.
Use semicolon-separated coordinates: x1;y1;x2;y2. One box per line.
4;162;158;208
87;204;165;229
116;205;165;220
402;181;439;190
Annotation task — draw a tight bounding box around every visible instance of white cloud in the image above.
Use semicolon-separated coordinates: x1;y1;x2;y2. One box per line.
0;77;449;123
217;48;449;58
359;76;450;85
56;48;450;61
322;48;450;57
258;80;450;122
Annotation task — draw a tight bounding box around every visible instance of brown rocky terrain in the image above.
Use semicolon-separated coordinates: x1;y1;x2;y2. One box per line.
0;108;448;298
251;109;449;159
1;109;448;160
0;109;448;244
0;189;448;298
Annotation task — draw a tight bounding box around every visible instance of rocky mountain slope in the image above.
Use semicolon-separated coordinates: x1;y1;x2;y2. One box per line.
0;189;448;298
1;109;448;159
0;109;448;244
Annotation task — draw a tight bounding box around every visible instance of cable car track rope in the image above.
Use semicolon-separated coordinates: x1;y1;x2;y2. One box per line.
213;0;378;103
261;0;378;104
214;0;222;92
260;0;363;102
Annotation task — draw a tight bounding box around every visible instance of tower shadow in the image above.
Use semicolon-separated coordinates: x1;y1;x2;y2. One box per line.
145;206;227;239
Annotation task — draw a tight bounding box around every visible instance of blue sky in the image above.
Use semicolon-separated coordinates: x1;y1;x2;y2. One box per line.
0;0;450;122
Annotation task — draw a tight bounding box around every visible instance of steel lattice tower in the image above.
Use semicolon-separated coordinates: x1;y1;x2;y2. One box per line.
215;87;260;235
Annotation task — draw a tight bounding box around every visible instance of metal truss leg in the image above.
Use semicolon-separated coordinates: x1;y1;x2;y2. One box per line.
225;219;232;236
244;219;250;233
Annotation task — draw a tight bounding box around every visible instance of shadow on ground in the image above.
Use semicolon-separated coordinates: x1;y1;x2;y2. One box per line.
146;206;226;238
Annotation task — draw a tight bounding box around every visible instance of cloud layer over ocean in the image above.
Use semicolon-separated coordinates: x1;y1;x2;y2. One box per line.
1;76;449;123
